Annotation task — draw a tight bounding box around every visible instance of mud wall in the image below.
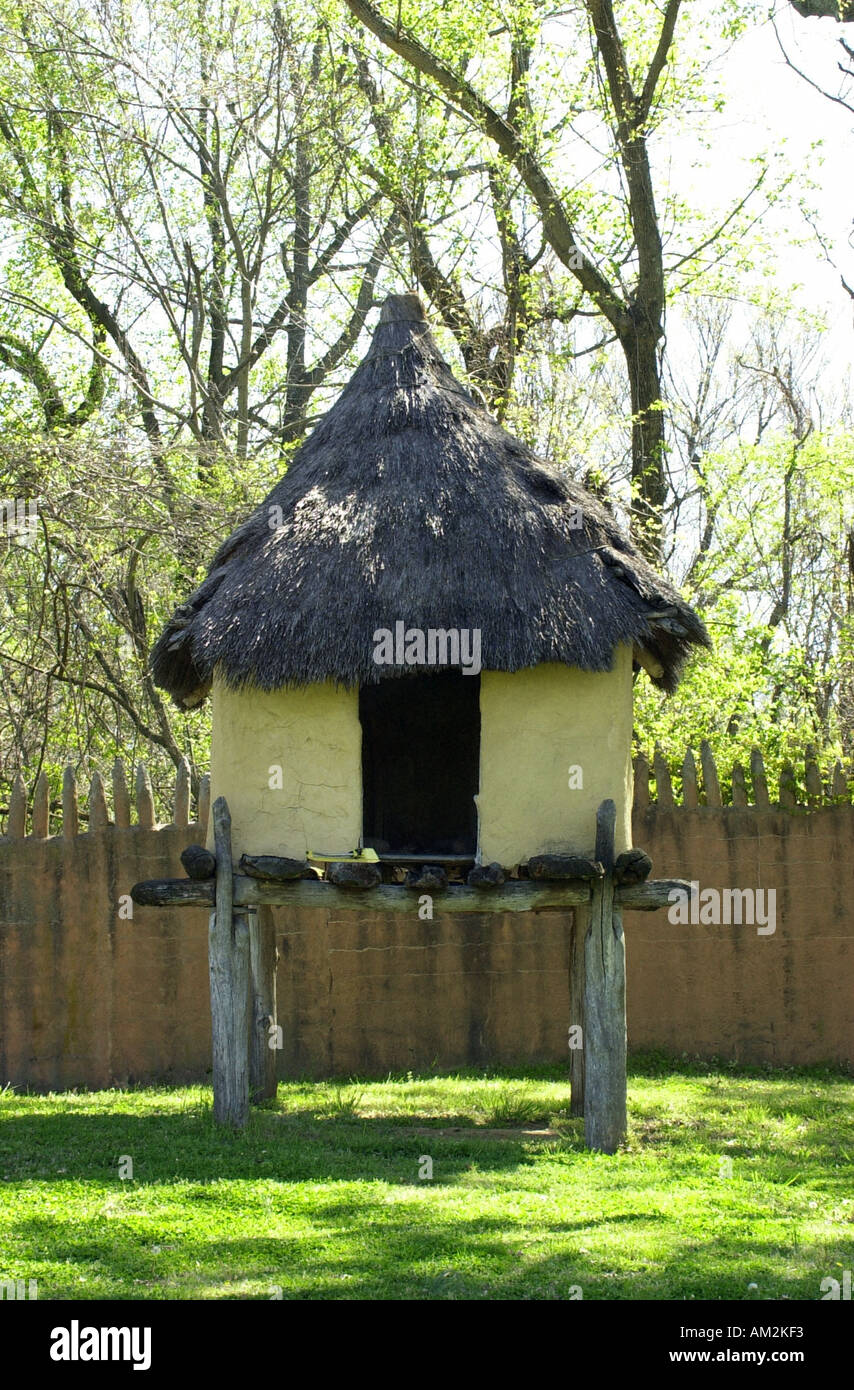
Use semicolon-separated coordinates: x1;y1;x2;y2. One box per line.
1;753;851;1087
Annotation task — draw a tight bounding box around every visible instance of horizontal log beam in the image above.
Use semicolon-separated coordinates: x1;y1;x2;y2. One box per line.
132;879;214;907
132;877;592;911
131;875;694;914
615;878;693;910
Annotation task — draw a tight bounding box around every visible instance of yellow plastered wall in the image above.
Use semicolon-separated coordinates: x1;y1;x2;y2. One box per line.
208;673;362;861
477;646;634;863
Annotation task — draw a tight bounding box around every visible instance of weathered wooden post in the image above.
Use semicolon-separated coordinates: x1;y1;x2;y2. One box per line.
583;799;626;1154
135;762;155;828
569;912;586;1117
209;797;250;1127
248;906;278;1103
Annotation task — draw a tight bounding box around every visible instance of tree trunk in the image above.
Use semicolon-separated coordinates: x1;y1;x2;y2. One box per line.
622;325;667;559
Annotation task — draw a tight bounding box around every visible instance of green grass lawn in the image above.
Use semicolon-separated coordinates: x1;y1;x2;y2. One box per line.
1;1058;852;1300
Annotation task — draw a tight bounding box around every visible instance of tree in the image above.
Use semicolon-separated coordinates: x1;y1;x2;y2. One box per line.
343;0;767;554
637;298;854;778
0;0;405;811
0;0;395;462
773;4;854;308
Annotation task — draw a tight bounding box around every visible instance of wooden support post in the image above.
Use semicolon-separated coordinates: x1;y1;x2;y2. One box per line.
209;797;250;1128
583;799;626;1154
569;906;586;1116
249;905;278;1103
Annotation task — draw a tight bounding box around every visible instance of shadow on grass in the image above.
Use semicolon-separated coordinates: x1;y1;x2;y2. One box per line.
628;1051;853;1083
4;1206;832;1301
0;1108;578;1187
3;1068;852;1301
2;1067;852;1184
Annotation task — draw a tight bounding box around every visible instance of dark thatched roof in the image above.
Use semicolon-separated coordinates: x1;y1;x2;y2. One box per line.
152;292;710;708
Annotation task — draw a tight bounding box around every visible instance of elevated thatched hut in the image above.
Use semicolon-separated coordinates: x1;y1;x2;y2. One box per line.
152;293;708;865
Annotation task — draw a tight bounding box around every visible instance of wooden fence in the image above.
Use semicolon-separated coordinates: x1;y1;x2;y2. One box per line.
1;760;210;839
1;743;852;1086
2;744;850;840
638;742;850;810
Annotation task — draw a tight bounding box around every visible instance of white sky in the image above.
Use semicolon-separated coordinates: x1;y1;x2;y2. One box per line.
688;4;854;346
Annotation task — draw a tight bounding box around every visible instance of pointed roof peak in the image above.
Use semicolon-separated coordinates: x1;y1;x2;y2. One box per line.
379;291;428;324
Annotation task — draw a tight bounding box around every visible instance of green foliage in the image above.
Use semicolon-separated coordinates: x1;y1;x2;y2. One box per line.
0;432;276;816
635;423;854;788
634;600;847;794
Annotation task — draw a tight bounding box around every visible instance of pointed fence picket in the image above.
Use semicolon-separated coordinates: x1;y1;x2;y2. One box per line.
174;758;191;827
730;763;748;807
32;772;50;838
1;744;851;839
680;749;698;808
62;766;78;838
2;758;209;838
751;748;770;807
634;744;852;810
7;773;27;839
112;759;131;828
653;747;674;808
700;741;722;807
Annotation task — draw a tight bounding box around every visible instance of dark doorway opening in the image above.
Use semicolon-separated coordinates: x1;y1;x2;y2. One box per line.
360;670;481;855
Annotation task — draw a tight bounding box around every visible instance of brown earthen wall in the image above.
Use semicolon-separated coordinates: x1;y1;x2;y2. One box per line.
1;788;852;1087
626;805;854;1066
0;824;210;1089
